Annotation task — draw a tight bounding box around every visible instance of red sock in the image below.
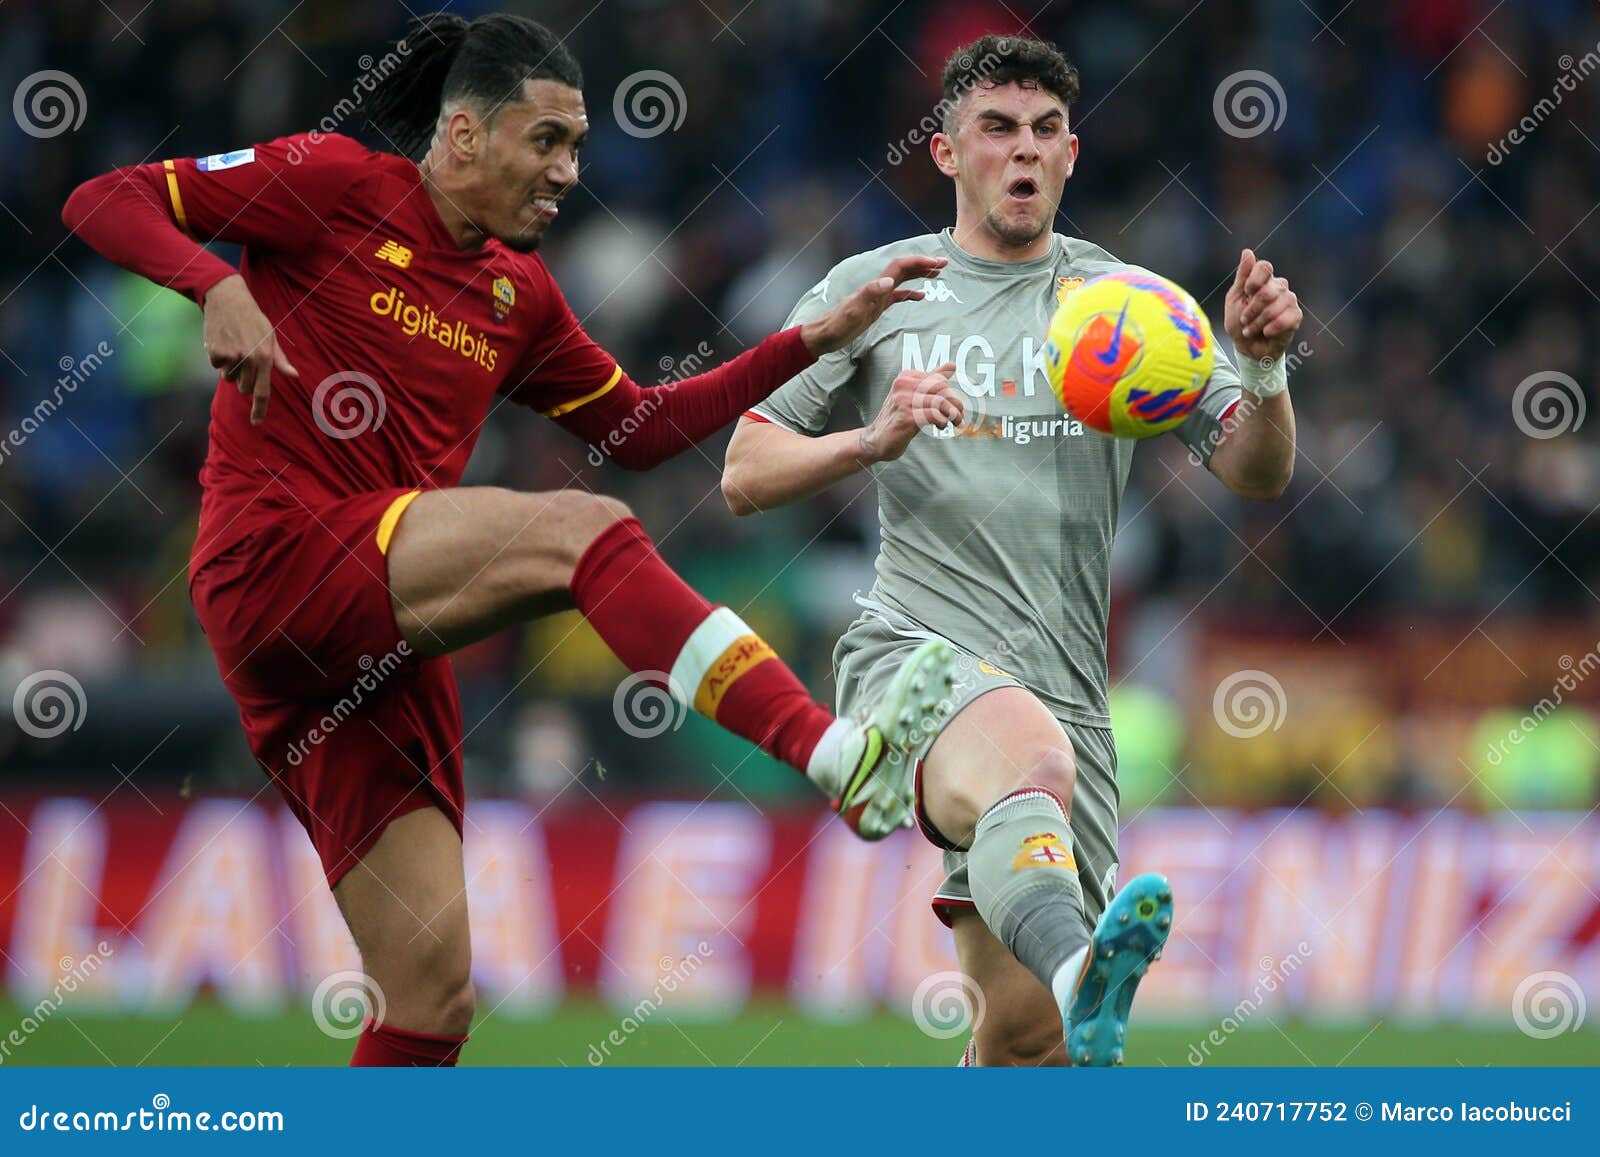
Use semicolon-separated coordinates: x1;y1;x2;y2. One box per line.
570;517;834;772
349;1020;467;1067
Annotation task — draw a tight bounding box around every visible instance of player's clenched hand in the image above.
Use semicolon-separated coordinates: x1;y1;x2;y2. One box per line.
203;274;299;426
858;363;963;463
800;256;949;356
1224;248;1302;363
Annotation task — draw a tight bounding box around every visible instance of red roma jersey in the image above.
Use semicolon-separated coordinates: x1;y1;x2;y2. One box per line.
159;134;619;569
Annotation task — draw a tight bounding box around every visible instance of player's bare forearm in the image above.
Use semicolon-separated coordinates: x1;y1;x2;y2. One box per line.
722;364;963;512
1211;248;1302;500
1208;389;1294;500
722;418;873;516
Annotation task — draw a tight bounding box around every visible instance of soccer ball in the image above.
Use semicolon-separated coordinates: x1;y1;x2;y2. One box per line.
1043;271;1216;439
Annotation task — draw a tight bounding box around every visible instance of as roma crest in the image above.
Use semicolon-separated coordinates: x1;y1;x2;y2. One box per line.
492;275;516;320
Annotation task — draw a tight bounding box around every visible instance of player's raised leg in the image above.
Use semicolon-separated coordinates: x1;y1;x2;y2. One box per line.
921;685;1167;1064
335;808;473;1066
385;486;950;836
921;686;1088;985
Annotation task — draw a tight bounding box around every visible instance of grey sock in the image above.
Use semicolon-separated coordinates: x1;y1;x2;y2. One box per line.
967;788;1092;994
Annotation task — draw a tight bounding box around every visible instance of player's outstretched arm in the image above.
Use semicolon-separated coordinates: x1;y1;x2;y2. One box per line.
1209;248;1299;501
721;364;964;515
547;257;948;470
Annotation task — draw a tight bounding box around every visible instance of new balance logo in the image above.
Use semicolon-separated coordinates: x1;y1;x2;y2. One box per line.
375;240;413;269
920;279;961;303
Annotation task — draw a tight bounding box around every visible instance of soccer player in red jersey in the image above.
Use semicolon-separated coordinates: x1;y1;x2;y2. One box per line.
61;11;958;1066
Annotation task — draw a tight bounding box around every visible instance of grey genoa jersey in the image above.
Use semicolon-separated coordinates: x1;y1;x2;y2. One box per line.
749;229;1243;727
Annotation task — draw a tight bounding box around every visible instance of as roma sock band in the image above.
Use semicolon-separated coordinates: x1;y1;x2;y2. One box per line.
570;517;833;772
349;1021;467;1066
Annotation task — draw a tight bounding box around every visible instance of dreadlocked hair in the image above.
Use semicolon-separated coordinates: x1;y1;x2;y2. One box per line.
365;11;583;160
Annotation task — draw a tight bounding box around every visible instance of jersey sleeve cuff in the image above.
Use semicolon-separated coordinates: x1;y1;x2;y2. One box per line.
541;364;623;418
744;407;803;433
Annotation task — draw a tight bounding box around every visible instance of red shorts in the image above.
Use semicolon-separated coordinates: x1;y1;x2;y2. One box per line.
189;487;463;887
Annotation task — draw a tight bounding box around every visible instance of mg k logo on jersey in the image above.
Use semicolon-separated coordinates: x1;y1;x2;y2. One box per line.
902;331;1054;399
920;279;962;304
901;332;1086;443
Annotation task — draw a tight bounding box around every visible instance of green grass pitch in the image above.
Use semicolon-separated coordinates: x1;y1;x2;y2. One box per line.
1;1000;1591;1067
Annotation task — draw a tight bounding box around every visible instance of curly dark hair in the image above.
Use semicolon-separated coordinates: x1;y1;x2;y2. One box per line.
940;35;1080;132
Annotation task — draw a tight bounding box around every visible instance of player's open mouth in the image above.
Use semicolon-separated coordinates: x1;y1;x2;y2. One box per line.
1007;178;1038;202
529;195;561;221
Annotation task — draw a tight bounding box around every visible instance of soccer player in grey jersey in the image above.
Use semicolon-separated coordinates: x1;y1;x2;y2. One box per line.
723;36;1302;1065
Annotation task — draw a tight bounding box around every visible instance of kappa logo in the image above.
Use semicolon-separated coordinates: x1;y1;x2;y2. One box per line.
375;240;413;269
921;279;962;304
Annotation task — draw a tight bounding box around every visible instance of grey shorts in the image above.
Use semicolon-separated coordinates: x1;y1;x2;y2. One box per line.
833;610;1121;928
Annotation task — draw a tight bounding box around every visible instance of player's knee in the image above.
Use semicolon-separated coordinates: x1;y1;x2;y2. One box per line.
511;489;632;576
977;1018;1068;1067
435;976;477;1038
414;947;475;1036
957;745;1076;838
1020;744;1076;809
550;491;633;562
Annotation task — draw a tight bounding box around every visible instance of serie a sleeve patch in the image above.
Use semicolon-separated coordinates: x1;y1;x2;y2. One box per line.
196;148;256;172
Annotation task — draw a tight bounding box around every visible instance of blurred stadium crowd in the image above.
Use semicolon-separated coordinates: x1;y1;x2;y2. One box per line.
0;0;1596;811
